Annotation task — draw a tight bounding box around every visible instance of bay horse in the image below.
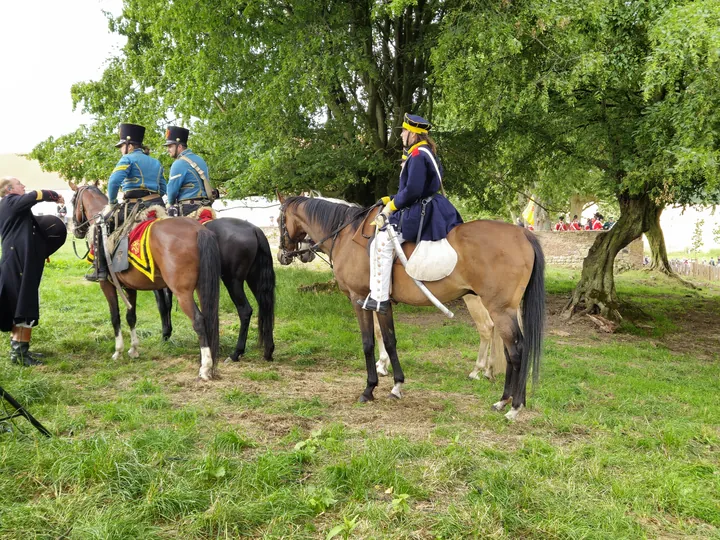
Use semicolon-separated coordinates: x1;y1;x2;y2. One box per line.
153;217;275;362
70;183;221;380
277;196;545;420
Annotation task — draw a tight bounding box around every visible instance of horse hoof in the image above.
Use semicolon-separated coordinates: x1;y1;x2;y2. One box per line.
468;372;480;380
358;394;374;403
505;405;523;421
264;356;273;362
128;349;139;359
491;401;507;412
377;367;389;377
111;352;121;361
224;357;234;364
388;392;401;400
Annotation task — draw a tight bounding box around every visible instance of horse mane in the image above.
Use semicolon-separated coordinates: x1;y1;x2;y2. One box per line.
70;184;104;206
284;196;367;234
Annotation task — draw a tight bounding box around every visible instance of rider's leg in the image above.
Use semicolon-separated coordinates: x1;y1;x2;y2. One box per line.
359;227;402;314
85;226;108;282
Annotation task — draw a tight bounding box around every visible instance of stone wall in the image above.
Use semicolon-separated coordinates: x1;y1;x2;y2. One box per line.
533;230;643;270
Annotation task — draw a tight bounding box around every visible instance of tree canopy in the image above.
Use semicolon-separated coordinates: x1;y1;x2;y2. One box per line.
33;0;456;205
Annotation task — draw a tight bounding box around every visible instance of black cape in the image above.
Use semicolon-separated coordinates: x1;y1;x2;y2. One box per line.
0;190;65;332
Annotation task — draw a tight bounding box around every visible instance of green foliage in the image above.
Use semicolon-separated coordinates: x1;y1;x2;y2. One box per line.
692;219;705;255
433;0;720;209
30;0;453;204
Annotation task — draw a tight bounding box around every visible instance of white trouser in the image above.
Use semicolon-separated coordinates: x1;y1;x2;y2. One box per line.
369;227;404;302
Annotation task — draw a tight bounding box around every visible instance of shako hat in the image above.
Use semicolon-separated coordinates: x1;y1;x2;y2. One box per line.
163;126;190;146
402;113;431;134
115;123;146;147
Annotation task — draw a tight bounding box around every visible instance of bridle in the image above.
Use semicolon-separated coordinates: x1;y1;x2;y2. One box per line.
278;201;380;268
71;185;95;239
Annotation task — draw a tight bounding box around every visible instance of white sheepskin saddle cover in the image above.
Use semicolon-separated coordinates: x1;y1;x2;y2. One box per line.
405;239;457;282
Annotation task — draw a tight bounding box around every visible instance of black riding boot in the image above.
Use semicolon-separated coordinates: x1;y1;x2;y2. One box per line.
85;230;108;282
10;340;43;366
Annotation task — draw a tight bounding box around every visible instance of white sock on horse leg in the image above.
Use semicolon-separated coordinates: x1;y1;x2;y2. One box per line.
198;347;213;381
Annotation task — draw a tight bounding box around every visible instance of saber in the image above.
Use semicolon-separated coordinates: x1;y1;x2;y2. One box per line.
386;225;454;318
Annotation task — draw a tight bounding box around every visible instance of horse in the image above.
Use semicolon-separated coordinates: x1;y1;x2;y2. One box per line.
70;183;221;380
153;217;275;362
277;196;545;420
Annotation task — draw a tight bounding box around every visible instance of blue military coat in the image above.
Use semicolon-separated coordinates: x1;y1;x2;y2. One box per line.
166;149;210;205
389;142;463;242
107;149;167;204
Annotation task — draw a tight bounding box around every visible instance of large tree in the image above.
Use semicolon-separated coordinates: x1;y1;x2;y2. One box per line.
32;0;457;205
433;0;720;320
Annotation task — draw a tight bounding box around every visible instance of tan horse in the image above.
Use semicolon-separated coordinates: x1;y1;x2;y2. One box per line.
278;196;545;420
70;183;221;380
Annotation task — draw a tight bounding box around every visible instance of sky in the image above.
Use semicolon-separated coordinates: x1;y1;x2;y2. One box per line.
0;0;123;154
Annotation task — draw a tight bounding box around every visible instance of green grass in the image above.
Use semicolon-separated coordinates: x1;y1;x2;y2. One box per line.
0;243;718;538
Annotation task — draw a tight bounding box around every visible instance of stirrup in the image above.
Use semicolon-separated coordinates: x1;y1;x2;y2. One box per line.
357;295;390;315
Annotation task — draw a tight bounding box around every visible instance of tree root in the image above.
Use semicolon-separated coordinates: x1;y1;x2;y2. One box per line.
643;267;699;290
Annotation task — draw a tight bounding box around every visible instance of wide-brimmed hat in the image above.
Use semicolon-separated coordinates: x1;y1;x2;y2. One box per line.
114;123;146;148
162;126;190;146
402;113;431;134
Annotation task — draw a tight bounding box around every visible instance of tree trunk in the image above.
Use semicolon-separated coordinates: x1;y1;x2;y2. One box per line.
645;205;673;274
562;191;659;321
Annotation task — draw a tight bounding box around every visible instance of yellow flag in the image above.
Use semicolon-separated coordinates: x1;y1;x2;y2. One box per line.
522;200;535;226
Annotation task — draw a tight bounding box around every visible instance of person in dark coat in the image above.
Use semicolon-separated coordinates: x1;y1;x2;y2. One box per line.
0;177;66;366
359;113;463;314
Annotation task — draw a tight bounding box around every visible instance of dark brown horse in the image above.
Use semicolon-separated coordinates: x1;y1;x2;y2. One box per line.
277;196;545;420
70;183;221;380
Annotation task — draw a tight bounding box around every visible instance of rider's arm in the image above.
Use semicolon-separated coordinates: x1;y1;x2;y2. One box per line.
392;153;428;209
158;165;168;198
166;161;184;205
107;155;132;204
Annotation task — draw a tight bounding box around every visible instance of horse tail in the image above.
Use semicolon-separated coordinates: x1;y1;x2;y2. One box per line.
520;229;545;388
197;227;221;364
247;227;276;360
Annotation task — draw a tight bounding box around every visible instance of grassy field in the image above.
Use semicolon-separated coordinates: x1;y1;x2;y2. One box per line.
0;243;719;539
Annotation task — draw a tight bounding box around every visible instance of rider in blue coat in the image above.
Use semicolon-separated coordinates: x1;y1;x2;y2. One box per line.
107;124;166;205
359;113;463;314
163;126;214;216
87;123;167;282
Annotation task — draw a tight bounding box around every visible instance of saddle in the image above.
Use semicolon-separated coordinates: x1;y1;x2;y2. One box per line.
105;204;167;274
352;207;458;281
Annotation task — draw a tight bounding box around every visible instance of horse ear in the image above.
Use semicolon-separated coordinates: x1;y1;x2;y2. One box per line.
276;188;285;204
68;180;78;192
94;179;100;187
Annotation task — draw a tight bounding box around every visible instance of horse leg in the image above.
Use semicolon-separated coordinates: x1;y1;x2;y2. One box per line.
224;277;252;363
175;291;214;381
490;310;524;420
353;302;378;402
374;312;390;376
464;295;496;381
154;289;173;341
99;282;123;361
125;289;140;358
376;307;405;399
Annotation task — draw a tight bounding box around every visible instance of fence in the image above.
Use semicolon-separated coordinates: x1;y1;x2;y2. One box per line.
669;261;720;282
